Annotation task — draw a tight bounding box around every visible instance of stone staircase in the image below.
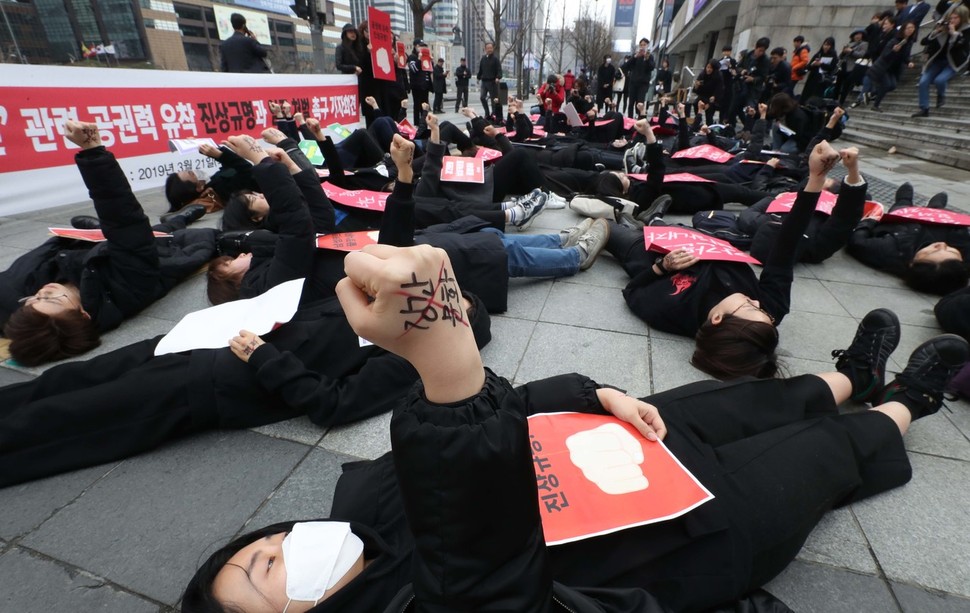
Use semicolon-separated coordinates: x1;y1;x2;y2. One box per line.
840;70;970;170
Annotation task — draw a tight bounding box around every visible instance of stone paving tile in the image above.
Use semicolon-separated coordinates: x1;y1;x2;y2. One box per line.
795;507;878;574
648;337;710;393
503;276;553;320
0;465;115;540
892;581;970;613
777;310;861;364
480;315;537;381
810;249;907;287
318;411;392;460
853;453;970;598
902;410;970;461
251;415;326;446
515;322;653;398
0;245;29;269
824;280;939;328
789;277;851;317
137;272;211;323
943;397;970;444
248;447;358;529
765;560;899;613
0;547;159;613
540;280;651;336
21;430;309;605
570;254;633;290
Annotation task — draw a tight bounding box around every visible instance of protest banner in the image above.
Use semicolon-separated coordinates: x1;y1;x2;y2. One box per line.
367;8;396;82
643;226;761;264
475;147;503;163
49;227;171;242
441;156;485;183
316;231;380;252
671;144;734;163
320;183;388;211
627;173;715;183
883;206;970;226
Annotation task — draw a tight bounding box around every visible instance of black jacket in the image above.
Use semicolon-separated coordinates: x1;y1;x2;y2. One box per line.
848;219;970;276
219;31;269;73
624;53;656;83
336;42;362;74
408;52;432;92
477;53;502;80
455;64;471;85
0;148;217;332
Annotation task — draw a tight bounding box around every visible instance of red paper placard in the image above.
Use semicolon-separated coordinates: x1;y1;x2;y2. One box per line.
643;226;761;264
419;47;433;72
367;8;395;82
395;41;408;69
49;227;171;242
623;116;636;130
527;412;714;546
475;147;503;162
397;119;417;139
766;190;838;215
316;230;379;251
882;206;970;226
440;156;485;183
671;144;734;164
628;173;715;184
321;182;388;211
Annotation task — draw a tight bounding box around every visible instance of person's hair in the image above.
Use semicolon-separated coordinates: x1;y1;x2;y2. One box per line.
767;92;798;118
905;260;970;295
591;171;625;198
793;35;805;44
460;57;466;61
770;46;786;57
222;190;265;232
639;37;649;44
822;36;836;49
692;316;780;379
546;73;558;84
206;256;243;305
4;305;100;366
230;13;246;30
357;19;368;36
165;173;200;212
722;45;732;51
182;521;299;613
882;12;896;23
954;5;970;25
604;54;611;60
755;37;771;49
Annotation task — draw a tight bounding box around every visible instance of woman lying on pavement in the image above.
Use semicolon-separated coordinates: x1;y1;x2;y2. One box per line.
605;140;865;379
1;121;218;366
182;243;969;613
847;181;967;295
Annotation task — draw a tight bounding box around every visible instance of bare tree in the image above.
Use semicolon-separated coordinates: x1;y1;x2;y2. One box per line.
569;4;613;78
407;0;443;40
551;2;570;73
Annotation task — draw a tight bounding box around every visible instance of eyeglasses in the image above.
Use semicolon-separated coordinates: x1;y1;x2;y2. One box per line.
730;298;775;324
18;291;78;310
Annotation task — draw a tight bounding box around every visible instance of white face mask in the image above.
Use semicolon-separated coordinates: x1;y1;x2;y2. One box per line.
280;522;364;612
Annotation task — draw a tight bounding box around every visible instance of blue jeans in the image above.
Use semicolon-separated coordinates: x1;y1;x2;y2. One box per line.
482;228;581;278
918;60;957;110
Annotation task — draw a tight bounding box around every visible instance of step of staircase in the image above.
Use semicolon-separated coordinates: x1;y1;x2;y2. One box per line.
848;108;970;135
841;127;970;170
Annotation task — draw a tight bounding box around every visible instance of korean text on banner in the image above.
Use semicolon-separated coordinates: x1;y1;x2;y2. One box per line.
368;7;396;82
671;144;734;163
643;226;761;264
316;231;380;251
527;412;714;545
766;190;839;215
440;156;485;183
883;206;970;227
320;182;389;211
0;64;358;216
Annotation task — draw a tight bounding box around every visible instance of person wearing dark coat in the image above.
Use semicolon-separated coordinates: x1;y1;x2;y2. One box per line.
432;58;448;113
868;22;917;111
181;242;967;613
408;41;433;125
477;42;503;118
912;6;970;117
454;58;471;111
219;13;269;73
1;121;218;366
692;60;725;124
765;48;792;100
623;38;656;117
596;55;618;107
800;37;840;102
847;182;969;295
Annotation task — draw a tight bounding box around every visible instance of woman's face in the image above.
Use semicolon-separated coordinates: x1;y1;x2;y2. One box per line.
913;242;962;264
21;283;85;318
950;12;962;27
211;532;366;613
709;292;775;326
223;252;253;279
903;22;917;37
346;30;357;41
247;193;270;223
705;64;714;74
822;42;833;52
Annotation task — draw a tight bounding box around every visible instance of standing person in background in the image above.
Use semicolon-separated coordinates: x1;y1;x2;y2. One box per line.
219;13;269;73
408;40;432;125
624;39;656;117
355;21;379;126
613;58;628;112
335;23;362;77
836;30;869;106
433;58;448;113
912;6;970;117
790;35;811;94
595;55;618;107
477;42;502;118
563;68;576;92
766;47;793;100
655;57;673;96
454;57;470;111
801;37;840;102
718;46;737;124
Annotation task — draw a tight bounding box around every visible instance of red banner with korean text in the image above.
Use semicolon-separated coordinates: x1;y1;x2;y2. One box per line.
527;412;714;546
316;231;380;251
321;182;389;211
644;226;761;264
0;64;359;215
671;144;734;163
883;206;970;226
368;8;396;82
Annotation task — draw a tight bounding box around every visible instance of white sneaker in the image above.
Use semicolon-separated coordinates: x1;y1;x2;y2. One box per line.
513;189;548;229
545;191;568;210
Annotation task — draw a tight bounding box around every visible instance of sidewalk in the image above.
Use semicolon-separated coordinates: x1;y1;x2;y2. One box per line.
0;124;968;612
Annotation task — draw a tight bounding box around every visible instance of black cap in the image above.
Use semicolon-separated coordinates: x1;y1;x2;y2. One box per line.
414;38;426;46
342;23;355;33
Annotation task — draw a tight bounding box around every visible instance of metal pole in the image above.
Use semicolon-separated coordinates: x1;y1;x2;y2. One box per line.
0;1;27;64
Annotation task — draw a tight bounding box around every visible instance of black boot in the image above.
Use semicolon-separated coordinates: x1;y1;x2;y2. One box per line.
879;335;970;419
927;192;948;209
160;203;206;225
832;308;901;402
217;230;254;257
70;215;101;230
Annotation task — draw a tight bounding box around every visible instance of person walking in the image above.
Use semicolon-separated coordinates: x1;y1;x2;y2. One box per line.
477;42;502;119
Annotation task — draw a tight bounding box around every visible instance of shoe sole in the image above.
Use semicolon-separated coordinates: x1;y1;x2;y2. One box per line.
579;221;611;270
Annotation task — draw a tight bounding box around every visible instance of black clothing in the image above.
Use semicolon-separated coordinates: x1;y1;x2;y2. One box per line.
308;369;909;612
454;64;471;110
767;60;792;99
477;52;502;81
219;31;269;73
199;147;259;212
656;68;673;94
596;62;618;106
848;219;970;276
408;51;432;124
0;147;217;332
935;287;970;340
432;64;447;112
335;41;362;74
611;187;821;337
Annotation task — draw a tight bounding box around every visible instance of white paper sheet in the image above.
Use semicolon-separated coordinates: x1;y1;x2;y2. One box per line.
153;278;305;356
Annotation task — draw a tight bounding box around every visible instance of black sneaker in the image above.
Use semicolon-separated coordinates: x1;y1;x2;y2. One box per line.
880;335;969;419
832;308;901;402
635;194;673;225
894;182;914;207
927;192;948;209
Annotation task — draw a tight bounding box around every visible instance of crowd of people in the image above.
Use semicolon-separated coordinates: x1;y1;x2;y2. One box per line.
2;5;970;612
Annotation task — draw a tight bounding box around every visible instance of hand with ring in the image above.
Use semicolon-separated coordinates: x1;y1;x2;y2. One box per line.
229;329;266;363
663;248;700;272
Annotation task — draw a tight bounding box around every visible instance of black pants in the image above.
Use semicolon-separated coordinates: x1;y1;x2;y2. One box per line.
549;375;910;611
480;79;499;117
433;86;445;112
627;81;651;116
455;84;469;111
412;88;429;124
490;149;543;201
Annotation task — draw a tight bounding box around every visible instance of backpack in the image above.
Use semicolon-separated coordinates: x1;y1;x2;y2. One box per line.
692;210;753;250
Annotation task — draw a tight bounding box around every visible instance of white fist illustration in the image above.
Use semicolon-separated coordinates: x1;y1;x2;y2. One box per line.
376;48;392;75
565;423;648;495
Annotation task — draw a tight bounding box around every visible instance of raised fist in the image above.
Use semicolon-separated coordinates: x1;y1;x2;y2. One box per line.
565;423;649;495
